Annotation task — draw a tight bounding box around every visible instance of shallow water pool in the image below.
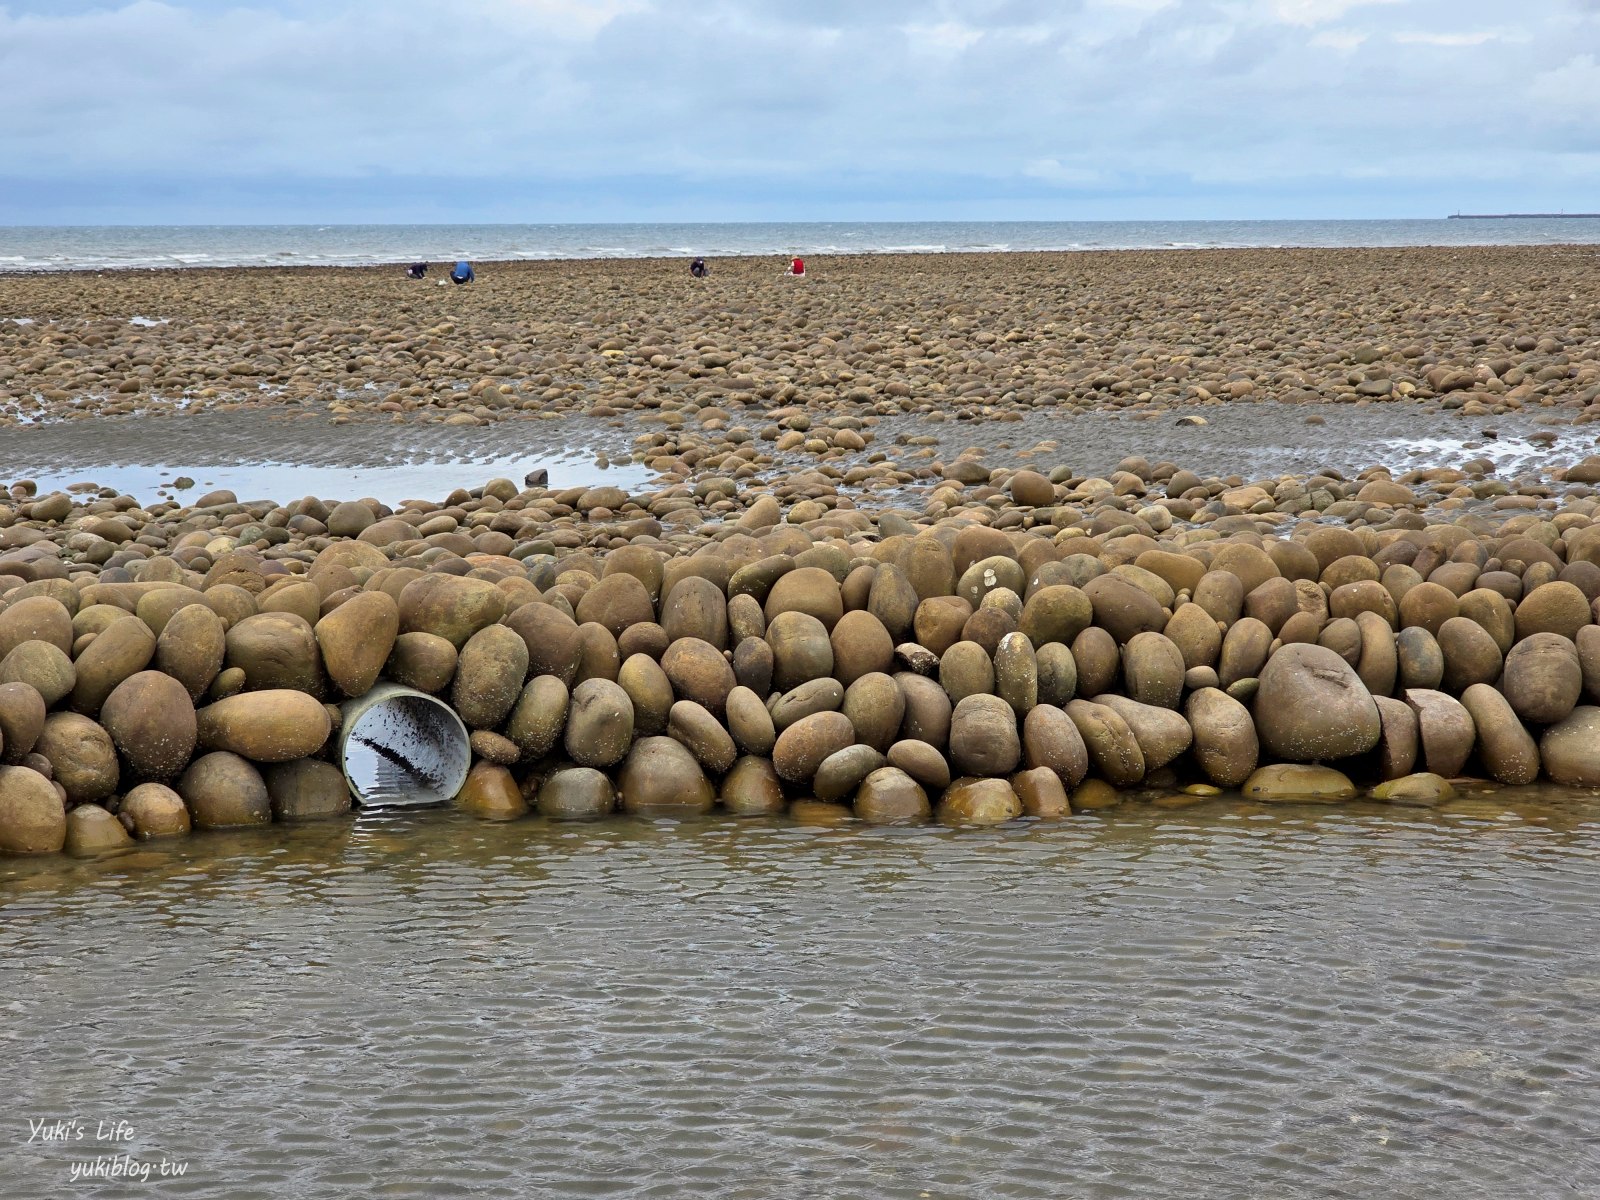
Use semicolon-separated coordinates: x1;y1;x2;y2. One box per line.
6;794;1600;1198
14;453;654;509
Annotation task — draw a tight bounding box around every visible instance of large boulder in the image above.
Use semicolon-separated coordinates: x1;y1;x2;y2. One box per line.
766;611;834;691
948;694;1021;777
452;624;530;730
617;736;715;814
263;759;352;821
195;690;333;762
1093;694;1192;772
0;681;46;763
718;756;786;817
1252;643;1380;761
0;596;73;660
99;670;197;781
1404;688;1476;778
854;767;930;824
936;777;1022;825
563;678;635;769
118;782;191;839
537;767;616;820
315;591;399;698
1241;764;1357;802
0;765;66;853
1540;706;1600;786
455;762;527;820
660;637;737;716
1082;575;1165;644
1500;633;1582;726
1021;704;1089;788
63;803;133;855
155;603;228;701
34;712;118;804
178;751;272;828
506;676;569;759
886;739;952;792
224;611;323;694
667;700;738;775
69;617;156;716
1064;699;1145;787
813;745;887;803
772;711;855;784
1121;631;1185;709
841;673;904;752
1011;766;1071;818
398;574;508;648
1184;687;1258;788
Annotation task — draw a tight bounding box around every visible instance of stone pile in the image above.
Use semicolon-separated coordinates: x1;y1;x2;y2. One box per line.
7;464;1600;856
2;248;1597;440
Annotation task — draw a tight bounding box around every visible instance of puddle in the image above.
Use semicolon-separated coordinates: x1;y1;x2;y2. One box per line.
9;451;655;506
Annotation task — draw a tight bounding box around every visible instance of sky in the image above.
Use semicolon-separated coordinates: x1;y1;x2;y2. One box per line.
2;0;1598;224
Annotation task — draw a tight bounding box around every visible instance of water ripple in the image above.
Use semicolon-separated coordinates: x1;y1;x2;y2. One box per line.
5;798;1600;1198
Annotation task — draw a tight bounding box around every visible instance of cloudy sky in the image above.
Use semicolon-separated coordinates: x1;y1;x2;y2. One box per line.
3;0;1598;223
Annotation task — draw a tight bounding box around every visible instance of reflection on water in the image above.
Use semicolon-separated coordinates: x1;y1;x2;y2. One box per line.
6;792;1600;1199
11;451;654;509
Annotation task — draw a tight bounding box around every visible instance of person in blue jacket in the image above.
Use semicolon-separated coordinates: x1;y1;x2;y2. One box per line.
450;261;475;285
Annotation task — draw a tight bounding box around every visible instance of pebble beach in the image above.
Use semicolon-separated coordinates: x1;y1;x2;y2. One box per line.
3;244;1600;854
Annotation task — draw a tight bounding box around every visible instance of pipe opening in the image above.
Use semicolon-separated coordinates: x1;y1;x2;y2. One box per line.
340;689;471;809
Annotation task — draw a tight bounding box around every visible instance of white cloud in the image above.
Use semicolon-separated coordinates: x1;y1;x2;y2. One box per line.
1023;159;1109;187
902;20;984;54
1311;28;1369;49
1;0;1598;221
1266;0;1405;27
1094;0;1177;11
1393;30;1498;45
1528;53;1600;111
478;0;648;38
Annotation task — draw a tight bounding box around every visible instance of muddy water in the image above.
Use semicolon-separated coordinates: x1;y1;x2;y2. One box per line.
7;794;1600;1199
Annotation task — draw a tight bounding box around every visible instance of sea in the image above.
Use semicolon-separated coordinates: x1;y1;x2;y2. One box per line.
3;217;1600;272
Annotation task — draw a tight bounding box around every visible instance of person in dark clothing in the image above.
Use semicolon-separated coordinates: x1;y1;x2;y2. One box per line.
451;261;475;285
690;257;708;278
406;262;428;279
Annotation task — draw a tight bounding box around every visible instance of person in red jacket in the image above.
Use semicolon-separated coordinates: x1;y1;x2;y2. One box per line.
785;256;805;277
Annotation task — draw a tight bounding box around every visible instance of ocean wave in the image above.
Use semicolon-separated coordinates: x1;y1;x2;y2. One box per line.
5;218;1600;273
